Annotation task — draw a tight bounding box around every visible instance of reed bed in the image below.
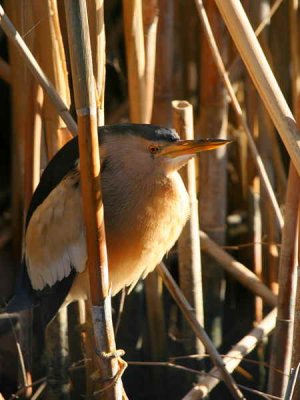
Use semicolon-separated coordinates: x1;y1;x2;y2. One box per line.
0;1;299;399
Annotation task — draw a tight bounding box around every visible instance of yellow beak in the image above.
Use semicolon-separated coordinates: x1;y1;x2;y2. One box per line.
159;139;232;158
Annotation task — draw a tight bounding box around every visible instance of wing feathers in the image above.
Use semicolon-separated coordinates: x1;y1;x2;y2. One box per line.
25;170;87;290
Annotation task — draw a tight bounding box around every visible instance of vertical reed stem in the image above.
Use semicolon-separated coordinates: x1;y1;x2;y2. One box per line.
197;0;228;345
172;100;204;355
268;165;299;396
87;0;106;125
151;0;173;126
123;0;147;123
142;0;158;122
64;1;123;398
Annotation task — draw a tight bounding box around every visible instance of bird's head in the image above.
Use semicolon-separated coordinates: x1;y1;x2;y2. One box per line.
100;123;231;179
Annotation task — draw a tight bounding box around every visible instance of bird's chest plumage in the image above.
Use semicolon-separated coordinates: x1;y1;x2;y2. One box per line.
105;171;190;294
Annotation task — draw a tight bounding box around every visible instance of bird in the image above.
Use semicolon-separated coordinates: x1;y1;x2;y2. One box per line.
5;123;230;328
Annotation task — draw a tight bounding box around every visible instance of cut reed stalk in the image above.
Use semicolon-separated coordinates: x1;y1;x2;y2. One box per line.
0;4;77;135
194;0;283;230
214;0;300;177
268;165;299;397
172;100;204;355
182;308;277;399
158;262;245;400
64;1;123;398
199;231;277;307
172;100;204;354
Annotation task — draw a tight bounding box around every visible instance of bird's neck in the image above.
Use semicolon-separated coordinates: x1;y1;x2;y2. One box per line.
103;169;189;238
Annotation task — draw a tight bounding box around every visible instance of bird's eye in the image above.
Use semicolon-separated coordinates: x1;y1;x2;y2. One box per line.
149;145;159;154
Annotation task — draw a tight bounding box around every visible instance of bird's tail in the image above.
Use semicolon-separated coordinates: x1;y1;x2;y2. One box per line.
3;260;36;314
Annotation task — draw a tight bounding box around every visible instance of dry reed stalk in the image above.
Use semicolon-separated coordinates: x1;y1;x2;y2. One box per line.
227;0;287;204
180;1;198;101
228;0;284;84
64;2;123;399
144;271;166;360
142;0;158;122
157;262;245;400
292;260;300;399
268;165;299;397
29;3;74;396
5;5;35;394
259;113;280;296
244;20;261;323
5;1;35;260
32;0;72;159
255;85;282;298
151;0;173;126
123;0;147;123
87;0;106;125
23;81;43;215
123;0;167;379
85;2;106;392
194;0;283;230
244;1;265;321
267;219;280;296
45;308;70;399
172;100;204;355
289;3;300;399
199;231;277;307
214;0;300;177
197;0;228;346
0;4;77;135
263;113;287;204
182;308;277;399
289;0;300;121
255;0;284;37
68;301;86;399
253;177;263;321
0;57;11;84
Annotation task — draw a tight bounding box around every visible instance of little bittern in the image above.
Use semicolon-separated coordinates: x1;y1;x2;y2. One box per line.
6;123;229;326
